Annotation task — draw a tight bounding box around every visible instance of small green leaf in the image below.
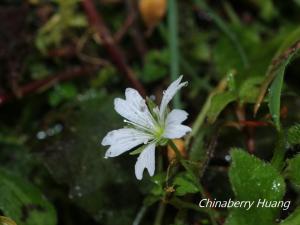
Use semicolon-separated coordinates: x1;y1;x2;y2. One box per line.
173;172;199;196
0;168;57;225
285;154;300;186
207;92;236;123
225;149;285;225
287;124;300;146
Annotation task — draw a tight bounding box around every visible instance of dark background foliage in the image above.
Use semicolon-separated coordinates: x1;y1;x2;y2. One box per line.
1;0;300;225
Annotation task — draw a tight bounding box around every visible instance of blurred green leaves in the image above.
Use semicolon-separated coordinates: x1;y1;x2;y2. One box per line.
280;207;300;225
139;49;169;83
36;0;87;53
0;168;57;225
226;149;285;225
48;83;78;107
40;90;141;225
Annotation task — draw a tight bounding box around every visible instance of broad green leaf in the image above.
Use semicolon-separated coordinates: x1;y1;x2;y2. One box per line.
0;168;57;225
225;149;285;225
173;172;199;196
207;92;236;123
280;207;300;225
287;124;300;146
285;154;300;186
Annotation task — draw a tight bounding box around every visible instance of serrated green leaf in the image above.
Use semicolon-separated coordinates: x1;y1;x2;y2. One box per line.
173;172;199;196
0;168;57;225
207;92;236;123
225;149;285;225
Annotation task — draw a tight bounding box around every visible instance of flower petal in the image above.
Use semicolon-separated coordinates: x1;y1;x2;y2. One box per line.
102;128;152;158
159;75;188;119
135;143;156;180
114;88;156;130
163;124;191;139
165;109;189;125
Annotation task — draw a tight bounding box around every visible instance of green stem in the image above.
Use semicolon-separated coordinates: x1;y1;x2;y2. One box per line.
271;131;286;171
187;78;227;145
168;0;181;108
193;0;249;68
133;206;148;225
154;202;166;225
169;197;208;213
168;140;218;225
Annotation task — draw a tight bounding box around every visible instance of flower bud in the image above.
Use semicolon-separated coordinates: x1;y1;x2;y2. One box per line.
139;0;167;28
167;139;186;162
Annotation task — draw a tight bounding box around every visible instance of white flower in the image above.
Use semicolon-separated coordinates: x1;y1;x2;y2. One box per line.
101;76;191;180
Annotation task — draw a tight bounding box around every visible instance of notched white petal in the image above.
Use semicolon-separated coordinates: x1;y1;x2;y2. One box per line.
135;143;155;180
101;128;152;158
163;124;192;139
166;109;189;125
114;89;155;130
159;75;188;118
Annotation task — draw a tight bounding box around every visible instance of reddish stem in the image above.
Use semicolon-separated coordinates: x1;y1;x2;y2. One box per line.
0;65;98;106
82;0;146;96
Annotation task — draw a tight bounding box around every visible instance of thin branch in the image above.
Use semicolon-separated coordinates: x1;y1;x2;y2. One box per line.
0;65;99;106
82;0;146;96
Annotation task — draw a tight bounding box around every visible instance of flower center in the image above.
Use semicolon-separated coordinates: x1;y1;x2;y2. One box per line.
154;125;164;140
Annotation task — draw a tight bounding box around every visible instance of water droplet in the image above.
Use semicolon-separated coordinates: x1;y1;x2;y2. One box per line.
225;155;231;162
54;124;63;133
75;185;81;191
36;131;47;140
68;193;74;199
